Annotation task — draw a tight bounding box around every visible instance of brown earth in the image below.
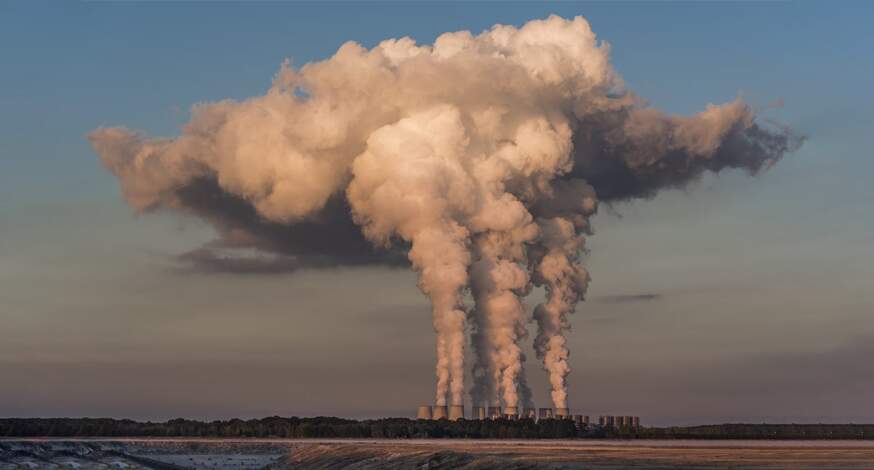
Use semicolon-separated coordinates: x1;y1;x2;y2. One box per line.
277;440;874;469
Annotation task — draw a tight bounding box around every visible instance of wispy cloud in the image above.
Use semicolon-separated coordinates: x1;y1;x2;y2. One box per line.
595;293;662;304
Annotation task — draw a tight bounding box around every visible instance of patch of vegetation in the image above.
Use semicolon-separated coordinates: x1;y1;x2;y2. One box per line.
2;418;872;439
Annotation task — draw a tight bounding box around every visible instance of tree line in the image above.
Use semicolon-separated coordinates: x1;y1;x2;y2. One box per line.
2;417;873;439
0;417;585;439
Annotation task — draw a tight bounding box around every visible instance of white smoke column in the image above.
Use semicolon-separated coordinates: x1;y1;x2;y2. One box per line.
347;17;602;408
88;15;797;411
468;224;538;409
528;180;598;409
530;219;588;409
347;107;474;406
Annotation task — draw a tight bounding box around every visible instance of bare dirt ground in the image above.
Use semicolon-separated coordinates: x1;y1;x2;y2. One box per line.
4;439;874;469
279;440;874;469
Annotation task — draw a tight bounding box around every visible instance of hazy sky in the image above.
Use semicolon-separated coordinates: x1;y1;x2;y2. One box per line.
1;1;872;426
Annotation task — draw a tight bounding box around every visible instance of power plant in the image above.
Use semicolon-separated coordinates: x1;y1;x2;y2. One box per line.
92;15;797;442
503;406;519;419
416;404;640;430
432;405;448;420
416;405;432;420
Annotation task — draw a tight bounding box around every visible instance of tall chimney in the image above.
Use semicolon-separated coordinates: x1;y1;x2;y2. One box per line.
448;405;465;421
416;405;433;420
432;405;449;420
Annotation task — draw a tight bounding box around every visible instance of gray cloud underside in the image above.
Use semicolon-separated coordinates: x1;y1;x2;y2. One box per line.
594;293;662;303
168;116;799;274
171;177;408;273
571;114;802;202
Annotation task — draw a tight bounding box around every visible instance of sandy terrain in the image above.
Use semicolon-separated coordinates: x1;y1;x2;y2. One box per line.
280;440;874;469
4;438;874;469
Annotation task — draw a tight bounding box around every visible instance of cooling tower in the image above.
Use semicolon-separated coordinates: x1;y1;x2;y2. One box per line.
606;416;615;427
432;405;449;420
503;406;518;419
555;407;569;418
582;415;590;425
632;416;640;429
624;416;633;428
416;405;432;420
487;406;502;419
538;408;553;419
598;416;607;426
522;407;537;419
471;406;486;420
448;405;465;421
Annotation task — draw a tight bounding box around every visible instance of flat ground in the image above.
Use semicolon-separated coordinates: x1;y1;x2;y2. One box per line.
282;439;874;469
4;438;874;469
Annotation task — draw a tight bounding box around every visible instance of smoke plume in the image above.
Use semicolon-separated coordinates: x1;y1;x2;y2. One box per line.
89;16;800;410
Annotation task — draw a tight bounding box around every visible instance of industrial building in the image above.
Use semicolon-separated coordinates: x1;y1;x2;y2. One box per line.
416;404;640;430
432;405;448;420
503;406;518;419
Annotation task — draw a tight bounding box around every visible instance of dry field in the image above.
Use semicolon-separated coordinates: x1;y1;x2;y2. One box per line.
282;440;874;469
4;438;874;469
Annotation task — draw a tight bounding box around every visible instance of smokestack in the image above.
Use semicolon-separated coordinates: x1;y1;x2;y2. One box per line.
538;408;553;419
416;405;433;420
472;406;486;420
555;407;569;419
432;405;449;420
487;406;502;419
503;406;519;419
449;405;465;421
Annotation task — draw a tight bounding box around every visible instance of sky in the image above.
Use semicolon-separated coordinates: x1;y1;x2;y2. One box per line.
1;1;873;426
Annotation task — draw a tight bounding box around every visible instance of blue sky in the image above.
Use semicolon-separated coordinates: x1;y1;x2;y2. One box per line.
1;1;872;424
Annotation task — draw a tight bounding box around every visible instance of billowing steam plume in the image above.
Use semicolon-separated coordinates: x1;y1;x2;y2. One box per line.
89;16;800;410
